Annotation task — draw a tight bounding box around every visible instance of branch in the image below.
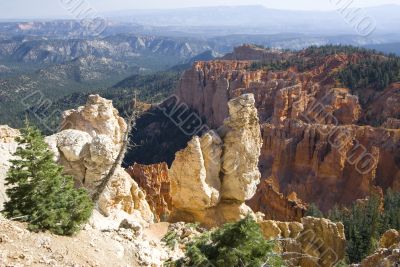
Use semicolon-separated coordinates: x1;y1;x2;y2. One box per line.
91;97;141;202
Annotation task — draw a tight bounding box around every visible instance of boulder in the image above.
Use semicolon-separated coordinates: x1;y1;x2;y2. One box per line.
46;95;153;229
379;229;400;249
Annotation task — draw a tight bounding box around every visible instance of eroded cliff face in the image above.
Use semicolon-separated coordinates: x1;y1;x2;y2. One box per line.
261;119;400;211
175;53;400;214
168;94;262;227
0;126;20;209
247;180;307;222
46;95;153;229
127;163;172;222
176;54;363;129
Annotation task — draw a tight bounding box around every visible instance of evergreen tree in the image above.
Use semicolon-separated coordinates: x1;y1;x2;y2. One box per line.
175;216;283;267
381;189;400;233
328;194;382;263
2;123;93;235
305;203;324;218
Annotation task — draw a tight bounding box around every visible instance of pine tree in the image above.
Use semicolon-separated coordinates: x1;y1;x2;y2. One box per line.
305;203;324;218
381;189;400;233
2;123;93;235
176;216;283;267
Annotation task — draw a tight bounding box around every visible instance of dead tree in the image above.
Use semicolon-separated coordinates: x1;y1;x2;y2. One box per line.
91;96;140;203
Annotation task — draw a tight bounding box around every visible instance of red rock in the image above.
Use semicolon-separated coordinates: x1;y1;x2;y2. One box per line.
127;163;172;222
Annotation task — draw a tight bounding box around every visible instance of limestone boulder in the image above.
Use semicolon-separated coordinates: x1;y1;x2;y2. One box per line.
379;229;400;249
61;94;127;145
46;95;153;229
53;129;92;162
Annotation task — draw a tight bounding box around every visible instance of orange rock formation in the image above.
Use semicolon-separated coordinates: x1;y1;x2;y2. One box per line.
175;47;400;216
127;163;172;222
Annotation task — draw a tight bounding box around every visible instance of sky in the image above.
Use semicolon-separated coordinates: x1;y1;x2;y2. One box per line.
0;0;399;19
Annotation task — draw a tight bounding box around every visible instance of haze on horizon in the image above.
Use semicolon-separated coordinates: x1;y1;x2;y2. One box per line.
0;0;399;19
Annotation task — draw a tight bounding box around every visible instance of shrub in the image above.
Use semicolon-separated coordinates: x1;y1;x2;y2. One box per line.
2;123;93;235
174;216;283;267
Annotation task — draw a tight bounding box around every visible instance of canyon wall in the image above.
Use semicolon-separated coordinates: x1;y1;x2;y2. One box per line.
175;55;400;214
127;163;172;222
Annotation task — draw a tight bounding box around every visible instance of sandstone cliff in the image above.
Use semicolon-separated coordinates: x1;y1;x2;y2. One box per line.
247;180;307;221
175;57;400;214
261;119;400;211
46;95;153;229
168;94;262;227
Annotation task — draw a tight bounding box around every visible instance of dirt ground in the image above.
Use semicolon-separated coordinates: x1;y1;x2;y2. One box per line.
0;216;172;267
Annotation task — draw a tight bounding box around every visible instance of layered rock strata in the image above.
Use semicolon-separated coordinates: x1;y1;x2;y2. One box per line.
261;119;400;211
169;94;262;227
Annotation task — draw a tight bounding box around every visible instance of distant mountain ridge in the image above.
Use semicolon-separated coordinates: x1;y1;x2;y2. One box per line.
104;5;400;36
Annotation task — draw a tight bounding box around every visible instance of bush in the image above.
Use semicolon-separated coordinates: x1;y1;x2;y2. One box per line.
2;123;93;235
174;216;283;267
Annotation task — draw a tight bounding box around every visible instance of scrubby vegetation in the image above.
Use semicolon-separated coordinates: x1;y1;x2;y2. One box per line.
310;190;400;264
172;216;283;267
2;123;93;235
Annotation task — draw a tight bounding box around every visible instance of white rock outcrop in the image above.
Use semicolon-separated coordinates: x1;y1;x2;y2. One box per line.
0;126;20;209
46;95;153;229
169;94;262;227
170;132;222;211
220;93;262;202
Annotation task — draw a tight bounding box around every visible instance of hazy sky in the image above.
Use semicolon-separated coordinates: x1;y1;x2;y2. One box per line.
0;0;399;19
